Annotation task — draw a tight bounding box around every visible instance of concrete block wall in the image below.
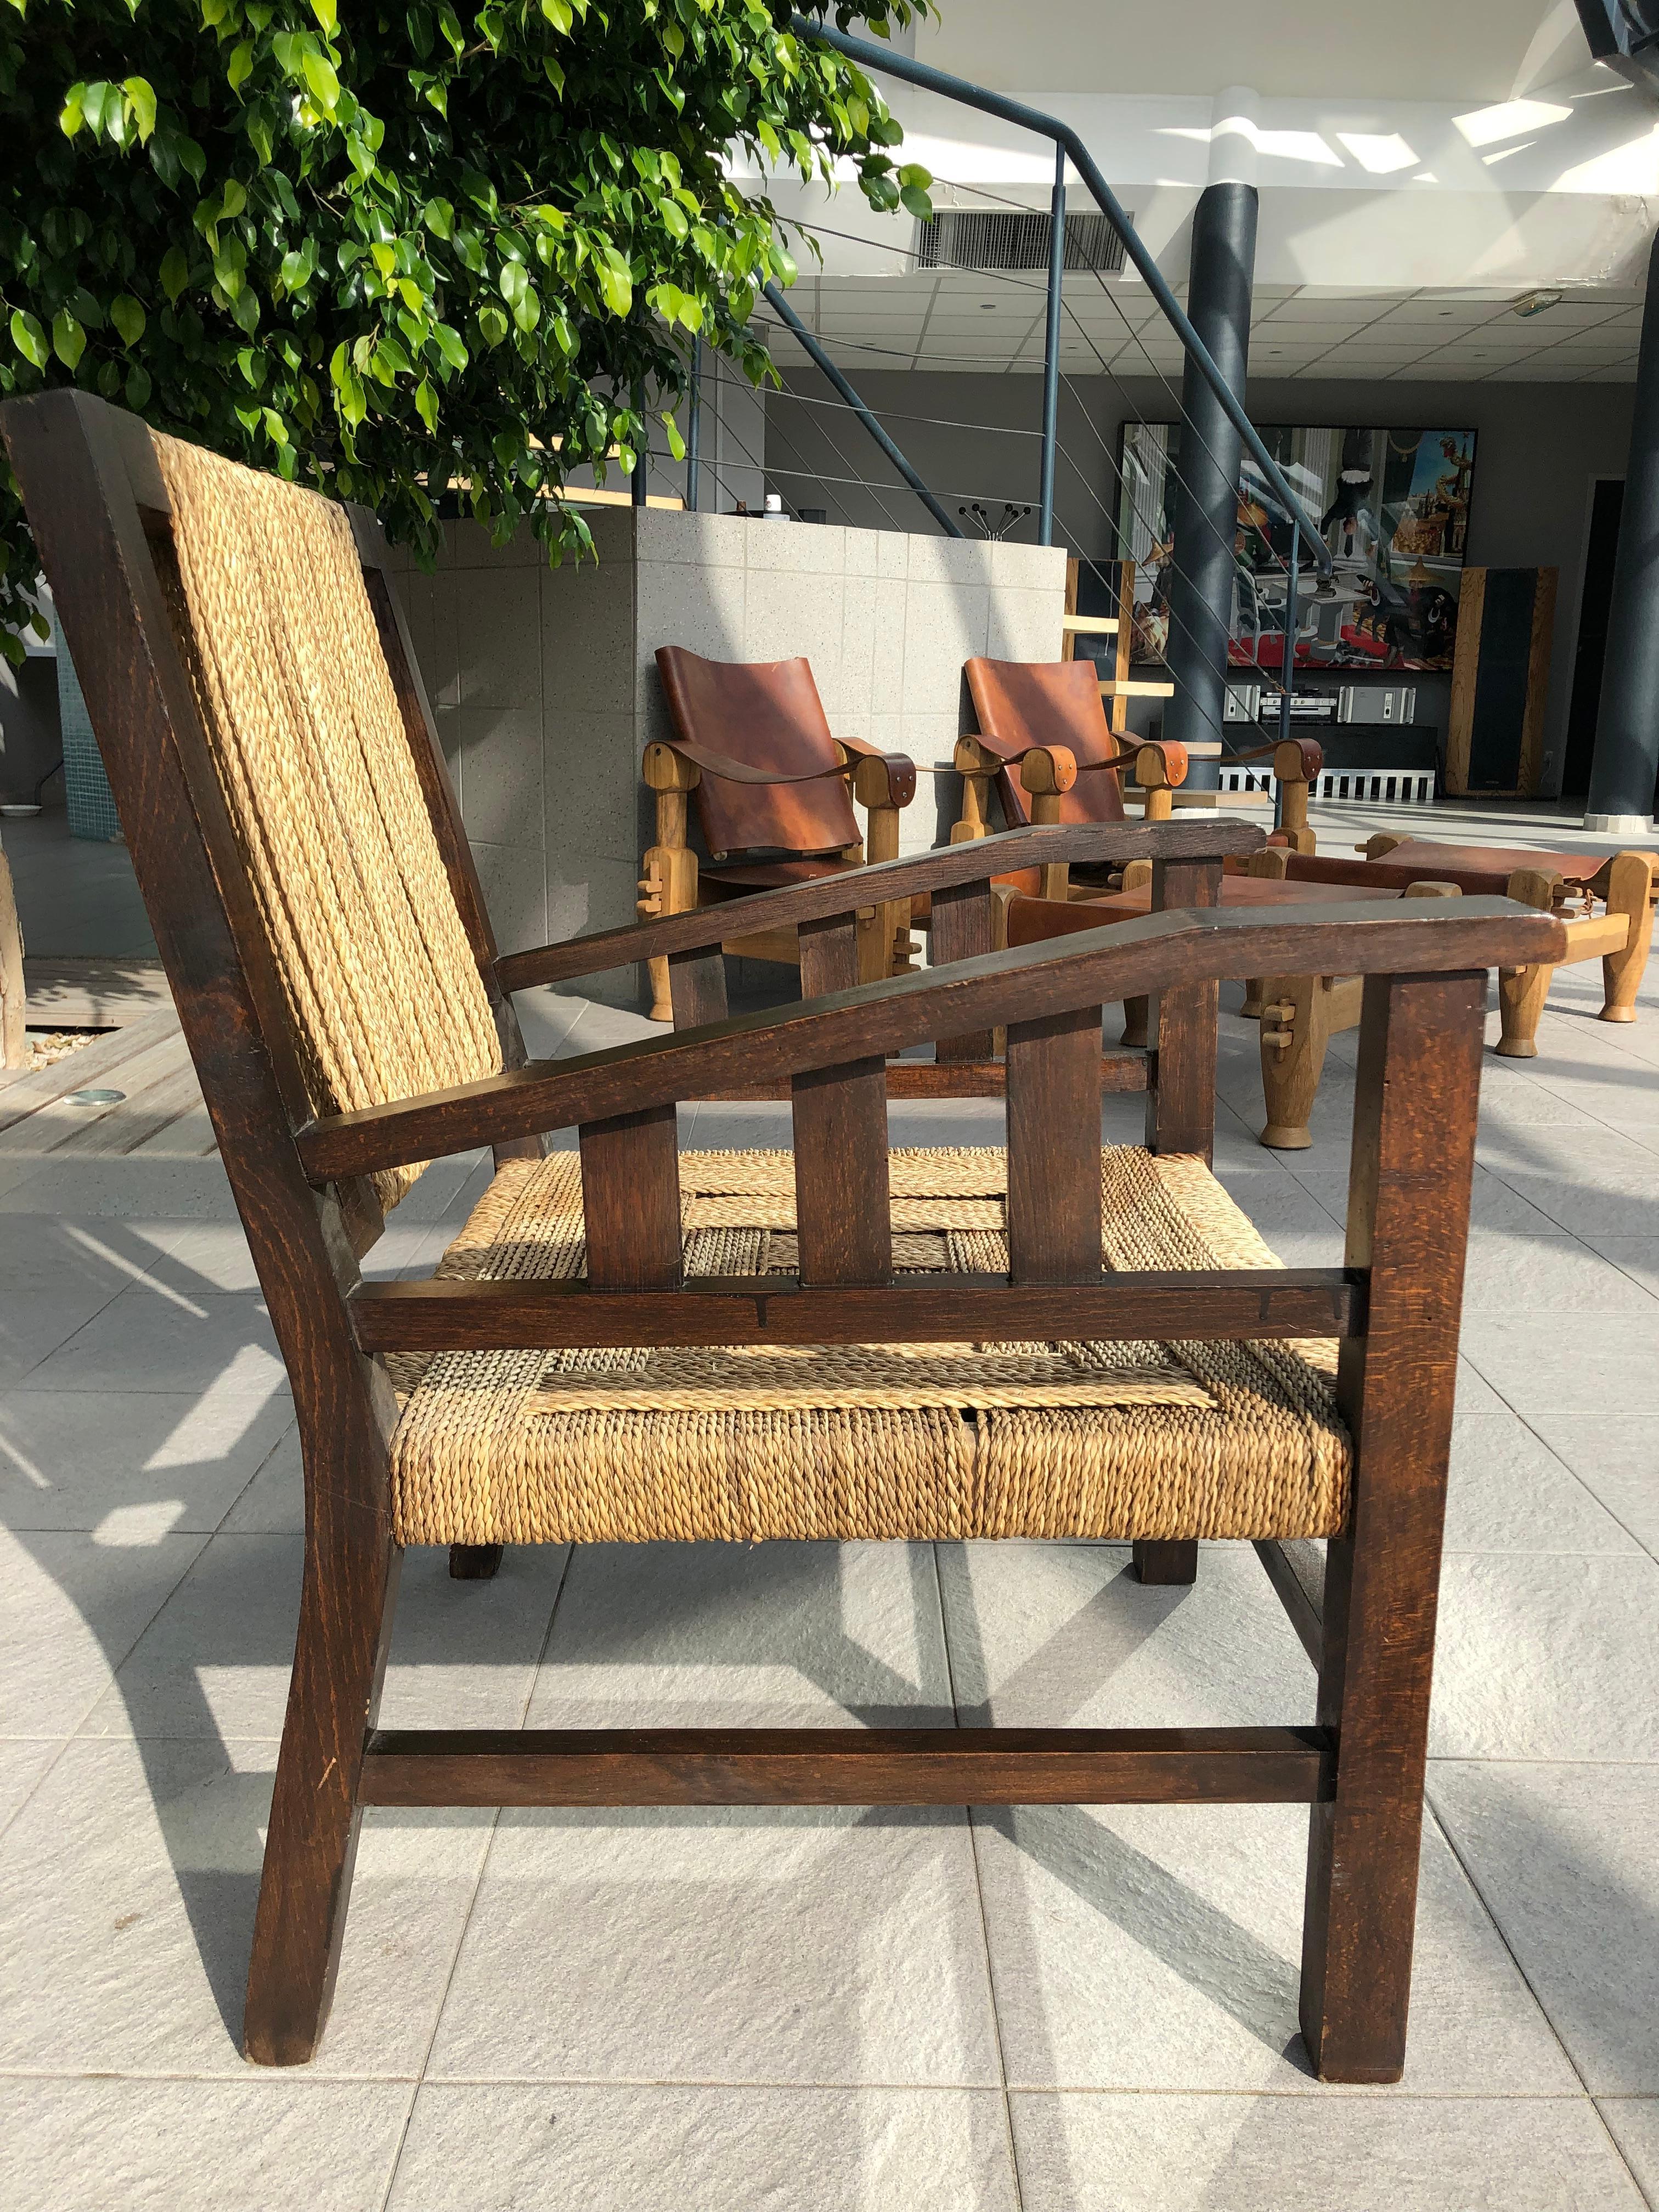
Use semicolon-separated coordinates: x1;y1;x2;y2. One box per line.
392;510;1066;1005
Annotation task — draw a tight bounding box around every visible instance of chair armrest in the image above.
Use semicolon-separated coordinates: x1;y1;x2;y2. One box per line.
311;897;1566;1181
834;736;917;810
1224;735;1324;783
497;817;1269;992
643;735;861;791
1011;738;1189;799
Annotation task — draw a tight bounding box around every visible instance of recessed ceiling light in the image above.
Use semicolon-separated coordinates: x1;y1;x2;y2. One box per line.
1513;289;1564;318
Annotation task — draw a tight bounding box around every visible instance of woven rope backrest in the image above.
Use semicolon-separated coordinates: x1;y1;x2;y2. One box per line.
153;433;501;1211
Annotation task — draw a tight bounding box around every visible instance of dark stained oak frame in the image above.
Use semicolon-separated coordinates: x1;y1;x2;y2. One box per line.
3;390;1566;2087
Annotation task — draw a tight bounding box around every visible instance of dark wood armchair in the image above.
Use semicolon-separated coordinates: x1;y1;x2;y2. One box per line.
9;390;1564;2093
641;646;917;1019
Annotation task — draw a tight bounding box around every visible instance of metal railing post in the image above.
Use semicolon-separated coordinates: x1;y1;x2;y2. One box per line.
686;341;702;514
760;281;964;537
1039;144;1065;547
1275;525;1300;832
631;381;647;508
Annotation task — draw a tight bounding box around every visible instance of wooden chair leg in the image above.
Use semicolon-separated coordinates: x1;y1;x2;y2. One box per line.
1258;971;1331;1150
1121;995;1150;1048
244;1485;400;2067
0;847;24;1070
1495;868;1558;1058
1600;852;1655;1024
641;747;701;1023
1133;1539;1198;1584
1300;968;1482;2083
449;1542;503;1579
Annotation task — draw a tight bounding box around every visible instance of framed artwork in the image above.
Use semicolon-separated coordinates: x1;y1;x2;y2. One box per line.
1116;423;1478;673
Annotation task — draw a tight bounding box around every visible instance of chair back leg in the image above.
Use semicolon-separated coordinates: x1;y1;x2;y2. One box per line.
1299;967;1483;2082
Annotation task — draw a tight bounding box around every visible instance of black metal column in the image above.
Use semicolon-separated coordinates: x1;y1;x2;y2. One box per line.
1585;227;1659;830
1163;180;1258;782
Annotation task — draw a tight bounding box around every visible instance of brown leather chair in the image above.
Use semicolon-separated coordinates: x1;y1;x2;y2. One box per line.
956;657;1186;842
641;647;917;1019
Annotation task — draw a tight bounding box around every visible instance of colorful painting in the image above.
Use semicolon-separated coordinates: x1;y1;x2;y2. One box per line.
1116;424;1477;673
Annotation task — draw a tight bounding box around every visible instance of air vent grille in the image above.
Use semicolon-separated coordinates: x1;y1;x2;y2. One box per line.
916;209;1127;276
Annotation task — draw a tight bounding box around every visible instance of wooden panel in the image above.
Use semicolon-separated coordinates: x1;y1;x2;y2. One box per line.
790;913;893;1278
1300;967;1485;2084
1444;564;1486;795
792;1057;892;1286
360;1724;1335;1808
298;899;1565;1180
578;1102;682;1288
1006;1002;1103;1284
1445;564;1556;799
929;878;996;1062
1519;566;1558;799
349;1266;1363;1352
796;910;859;998
666;947;729;1028
1146;856;1221;1161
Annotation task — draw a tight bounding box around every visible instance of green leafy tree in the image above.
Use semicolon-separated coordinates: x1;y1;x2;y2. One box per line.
0;0;932;657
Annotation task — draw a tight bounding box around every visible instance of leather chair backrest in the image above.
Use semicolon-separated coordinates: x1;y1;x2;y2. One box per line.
656;647;860;857
964;657;1125;827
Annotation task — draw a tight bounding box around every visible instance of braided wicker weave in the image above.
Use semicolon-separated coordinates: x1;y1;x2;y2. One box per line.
154;435;501;1209
388;1144;1350;1546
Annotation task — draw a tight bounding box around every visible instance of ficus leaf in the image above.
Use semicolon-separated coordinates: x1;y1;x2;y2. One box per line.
9;311;47;370
50;311;86;369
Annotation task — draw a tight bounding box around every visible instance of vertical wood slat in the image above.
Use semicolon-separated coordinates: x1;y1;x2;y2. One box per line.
793;909;890;1287
797;911;859;998
1146;855;1221;1161
667;948;729;1029
1299;967;1485;2083
930;878;996;1063
1006;1002;1103;1284
579;1104;682;1288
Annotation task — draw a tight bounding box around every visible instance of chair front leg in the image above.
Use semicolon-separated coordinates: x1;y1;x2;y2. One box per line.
1242;848;1293;1015
1301;968;1483;2081
244;1426;401;2066
950;738;996;845
1016;745;1078;901
1600;851;1656;1023
640;745;701;1023
1495;868;1559;1057
849;769;903;985
1258;971;1332;1150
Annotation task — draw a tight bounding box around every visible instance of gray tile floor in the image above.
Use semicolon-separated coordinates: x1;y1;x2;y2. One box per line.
2;805;1658;2208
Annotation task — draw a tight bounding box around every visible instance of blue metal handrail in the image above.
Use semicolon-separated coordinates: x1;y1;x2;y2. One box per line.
791;10;1334;579
760;281;963;535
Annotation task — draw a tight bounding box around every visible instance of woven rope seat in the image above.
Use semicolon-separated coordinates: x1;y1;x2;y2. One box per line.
388;1143;1350;1547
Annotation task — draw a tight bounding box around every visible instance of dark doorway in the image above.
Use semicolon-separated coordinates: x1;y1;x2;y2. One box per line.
1561;476;1624;797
